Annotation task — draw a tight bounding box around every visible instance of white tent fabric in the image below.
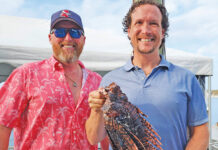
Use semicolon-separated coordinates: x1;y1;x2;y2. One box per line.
166;48;213;76
0;45;213;76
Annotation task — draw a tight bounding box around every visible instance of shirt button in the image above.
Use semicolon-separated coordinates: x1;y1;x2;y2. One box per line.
68;92;71;95
73;131;76;134
74;137;76;140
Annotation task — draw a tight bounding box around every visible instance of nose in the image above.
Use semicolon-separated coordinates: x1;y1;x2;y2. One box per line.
64;32;73;41
141;23;151;34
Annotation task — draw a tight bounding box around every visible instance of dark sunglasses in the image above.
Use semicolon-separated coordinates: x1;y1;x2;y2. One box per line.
51;28;84;39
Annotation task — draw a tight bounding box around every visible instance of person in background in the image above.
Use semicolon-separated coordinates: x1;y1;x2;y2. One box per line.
0;9;108;150
86;0;209;149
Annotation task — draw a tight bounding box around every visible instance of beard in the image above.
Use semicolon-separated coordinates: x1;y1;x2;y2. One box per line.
130;40;156;55
137;46;155;55
52;43;83;65
58;50;78;64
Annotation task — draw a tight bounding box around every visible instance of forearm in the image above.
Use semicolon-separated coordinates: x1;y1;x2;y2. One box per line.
185;136;209;150
85;109;106;145
0;125;12;150
185;123;209;150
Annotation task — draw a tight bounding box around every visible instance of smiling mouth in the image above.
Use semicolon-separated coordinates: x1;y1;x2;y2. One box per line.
138;38;154;42
61;44;76;48
63;45;72;48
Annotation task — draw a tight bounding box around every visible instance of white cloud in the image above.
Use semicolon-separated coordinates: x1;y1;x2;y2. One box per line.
197;0;218;5
0;0;25;14
0;15;131;53
0;15;50;48
168;2;218;51
166;0;196;14
197;40;218;56
79;0;132;53
80;0;131;32
84;28;130;53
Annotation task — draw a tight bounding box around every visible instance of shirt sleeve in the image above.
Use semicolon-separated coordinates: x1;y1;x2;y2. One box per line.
0;67;29;128
100;73;113;88
187;75;208;126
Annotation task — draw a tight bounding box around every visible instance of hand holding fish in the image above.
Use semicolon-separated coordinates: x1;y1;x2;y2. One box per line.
88;88;106;112
86;88;108;145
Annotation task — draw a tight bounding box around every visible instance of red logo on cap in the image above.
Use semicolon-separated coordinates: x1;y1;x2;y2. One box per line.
60;10;70;17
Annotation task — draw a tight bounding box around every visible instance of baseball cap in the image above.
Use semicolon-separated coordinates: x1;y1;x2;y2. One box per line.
50;9;84;32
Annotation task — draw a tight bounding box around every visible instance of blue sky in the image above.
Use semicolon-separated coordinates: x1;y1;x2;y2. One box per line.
0;0;218;89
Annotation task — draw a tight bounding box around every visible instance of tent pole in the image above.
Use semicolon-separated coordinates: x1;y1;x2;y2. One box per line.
208;76;212;150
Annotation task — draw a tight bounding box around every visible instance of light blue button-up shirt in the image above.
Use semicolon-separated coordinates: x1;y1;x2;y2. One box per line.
100;56;208;150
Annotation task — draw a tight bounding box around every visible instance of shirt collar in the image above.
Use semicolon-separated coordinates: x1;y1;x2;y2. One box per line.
123;55;170;72
123;56;135;71
48;56;85;72
159;55;170;69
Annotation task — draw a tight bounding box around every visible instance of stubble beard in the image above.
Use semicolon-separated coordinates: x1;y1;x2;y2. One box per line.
53;44;80;64
137;46;155;55
130;40;156;55
59;50;78;64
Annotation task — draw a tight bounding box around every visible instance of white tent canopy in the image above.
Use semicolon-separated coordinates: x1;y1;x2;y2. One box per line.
166;48;213;76
0;45;213;76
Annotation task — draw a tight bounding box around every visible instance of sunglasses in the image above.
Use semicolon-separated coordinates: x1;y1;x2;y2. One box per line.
51;28;84;39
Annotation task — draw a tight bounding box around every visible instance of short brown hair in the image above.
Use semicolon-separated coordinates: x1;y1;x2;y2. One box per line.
122;0;169;47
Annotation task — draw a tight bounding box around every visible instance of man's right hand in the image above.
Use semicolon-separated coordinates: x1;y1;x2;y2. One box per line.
86;88;107;145
88;88;106;112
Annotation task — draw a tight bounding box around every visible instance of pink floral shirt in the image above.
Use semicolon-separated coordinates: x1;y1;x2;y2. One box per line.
0;56;102;150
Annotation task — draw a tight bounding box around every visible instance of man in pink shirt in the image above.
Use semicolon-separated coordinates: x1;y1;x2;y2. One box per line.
0;9;107;150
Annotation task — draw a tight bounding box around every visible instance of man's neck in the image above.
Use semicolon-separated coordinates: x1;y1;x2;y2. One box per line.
63;61;81;75
62;60;83;105
132;52;161;76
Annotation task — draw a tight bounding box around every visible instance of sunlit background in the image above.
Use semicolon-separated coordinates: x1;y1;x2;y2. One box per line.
0;0;217;89
0;0;218;148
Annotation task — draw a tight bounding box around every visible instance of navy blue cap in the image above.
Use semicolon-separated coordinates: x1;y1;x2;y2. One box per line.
50;9;84;32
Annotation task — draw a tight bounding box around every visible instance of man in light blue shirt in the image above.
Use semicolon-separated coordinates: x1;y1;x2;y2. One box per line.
99;56;208;150
86;0;209;149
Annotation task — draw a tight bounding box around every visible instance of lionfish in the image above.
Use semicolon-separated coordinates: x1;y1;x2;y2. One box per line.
101;82;162;150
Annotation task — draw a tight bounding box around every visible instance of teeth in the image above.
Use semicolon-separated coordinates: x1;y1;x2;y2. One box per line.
140;39;152;42
63;45;73;48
